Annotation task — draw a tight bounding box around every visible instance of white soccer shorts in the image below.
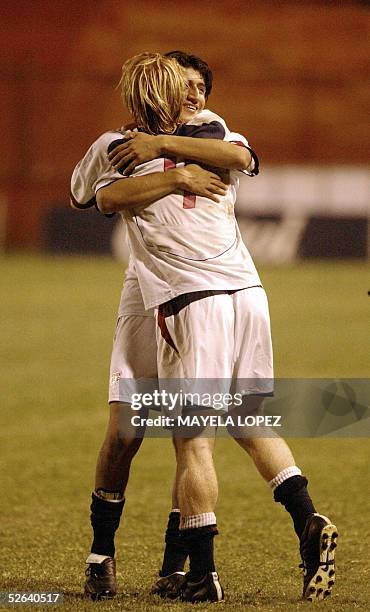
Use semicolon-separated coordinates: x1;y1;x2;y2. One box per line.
108;314;157;403
156;287;274;416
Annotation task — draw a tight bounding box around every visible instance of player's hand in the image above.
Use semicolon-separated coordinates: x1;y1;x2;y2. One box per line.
180;164;228;202
108;132;162;175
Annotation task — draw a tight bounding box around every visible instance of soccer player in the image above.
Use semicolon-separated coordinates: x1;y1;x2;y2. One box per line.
72;52;242;602
72;51;338;603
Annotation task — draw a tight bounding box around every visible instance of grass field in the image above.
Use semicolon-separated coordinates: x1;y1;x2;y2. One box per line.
1;255;369;611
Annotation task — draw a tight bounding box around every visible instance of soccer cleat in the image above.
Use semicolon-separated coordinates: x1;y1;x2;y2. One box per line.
181;571;224;603
84;557;117;600
299;513;338;601
150;571;186;599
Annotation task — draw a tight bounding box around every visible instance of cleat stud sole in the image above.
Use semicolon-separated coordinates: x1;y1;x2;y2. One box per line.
301;519;338;602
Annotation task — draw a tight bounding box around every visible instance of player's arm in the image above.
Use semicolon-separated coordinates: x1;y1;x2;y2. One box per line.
161;134;251;169
96;164;227;214
108;132;251;175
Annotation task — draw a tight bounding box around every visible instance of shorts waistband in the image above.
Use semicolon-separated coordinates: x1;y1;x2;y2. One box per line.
159;286;262;318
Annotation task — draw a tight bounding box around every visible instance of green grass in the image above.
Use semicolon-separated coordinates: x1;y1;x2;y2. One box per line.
0;255;369;610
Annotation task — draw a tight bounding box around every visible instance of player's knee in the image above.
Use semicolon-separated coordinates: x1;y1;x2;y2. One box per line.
226;396;264;446
227;432;255;451
106;402;146;453
105;428;143;459
175;437;214;461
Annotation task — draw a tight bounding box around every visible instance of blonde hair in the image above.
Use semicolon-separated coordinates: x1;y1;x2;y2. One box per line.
118;52;187;135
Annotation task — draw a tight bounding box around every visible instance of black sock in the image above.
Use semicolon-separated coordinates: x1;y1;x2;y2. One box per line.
180;525;218;581
274;475;316;539
160;512;188;576
90;492;125;558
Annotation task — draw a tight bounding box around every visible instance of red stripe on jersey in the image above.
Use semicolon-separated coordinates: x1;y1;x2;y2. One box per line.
164;157;197;209
164;157;176;171
157;308;179;354
183;192;196;209
230;140;247;148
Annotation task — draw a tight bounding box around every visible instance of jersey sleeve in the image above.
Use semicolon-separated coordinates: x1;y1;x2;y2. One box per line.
70;131;129;211
178;110;259;176
176;109;227;140
226;131;259;177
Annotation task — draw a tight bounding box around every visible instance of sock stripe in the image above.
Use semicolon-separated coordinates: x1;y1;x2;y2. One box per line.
181;512;216;530
269;466;302;491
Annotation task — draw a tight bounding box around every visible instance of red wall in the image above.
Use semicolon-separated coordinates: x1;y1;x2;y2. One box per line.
1;0;369;248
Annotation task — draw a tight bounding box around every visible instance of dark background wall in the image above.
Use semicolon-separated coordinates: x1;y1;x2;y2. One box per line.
1;0;369;249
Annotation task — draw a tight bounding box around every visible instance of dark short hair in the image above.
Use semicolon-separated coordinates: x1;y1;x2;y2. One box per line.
165;50;213;99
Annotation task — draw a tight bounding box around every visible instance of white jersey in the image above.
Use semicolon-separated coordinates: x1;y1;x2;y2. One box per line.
71;110;261;310
118;257;153;317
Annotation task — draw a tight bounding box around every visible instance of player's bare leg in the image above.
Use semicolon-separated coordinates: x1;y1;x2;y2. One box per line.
227;395;317;533
174;435;218;515
151;435;219;601
95;401;148;492
169;425;224;603
227;396;338;601
236;435;296;480
227;396;295;480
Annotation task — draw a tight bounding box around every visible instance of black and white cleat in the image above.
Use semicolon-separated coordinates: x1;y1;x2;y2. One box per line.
299;513;338;602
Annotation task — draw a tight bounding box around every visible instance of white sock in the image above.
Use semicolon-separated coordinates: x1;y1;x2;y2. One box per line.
86;553;110;564
94;489;124;503
180;512;217;530
268;466;302;491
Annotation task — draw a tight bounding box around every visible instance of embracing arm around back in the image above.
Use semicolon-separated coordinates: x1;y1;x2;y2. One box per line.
96;164;227;215
108;132;251;176
159;134;251;169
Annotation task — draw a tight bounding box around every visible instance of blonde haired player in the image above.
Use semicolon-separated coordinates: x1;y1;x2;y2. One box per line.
72;51;338;604
118;52;186;135
72;51;234;602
